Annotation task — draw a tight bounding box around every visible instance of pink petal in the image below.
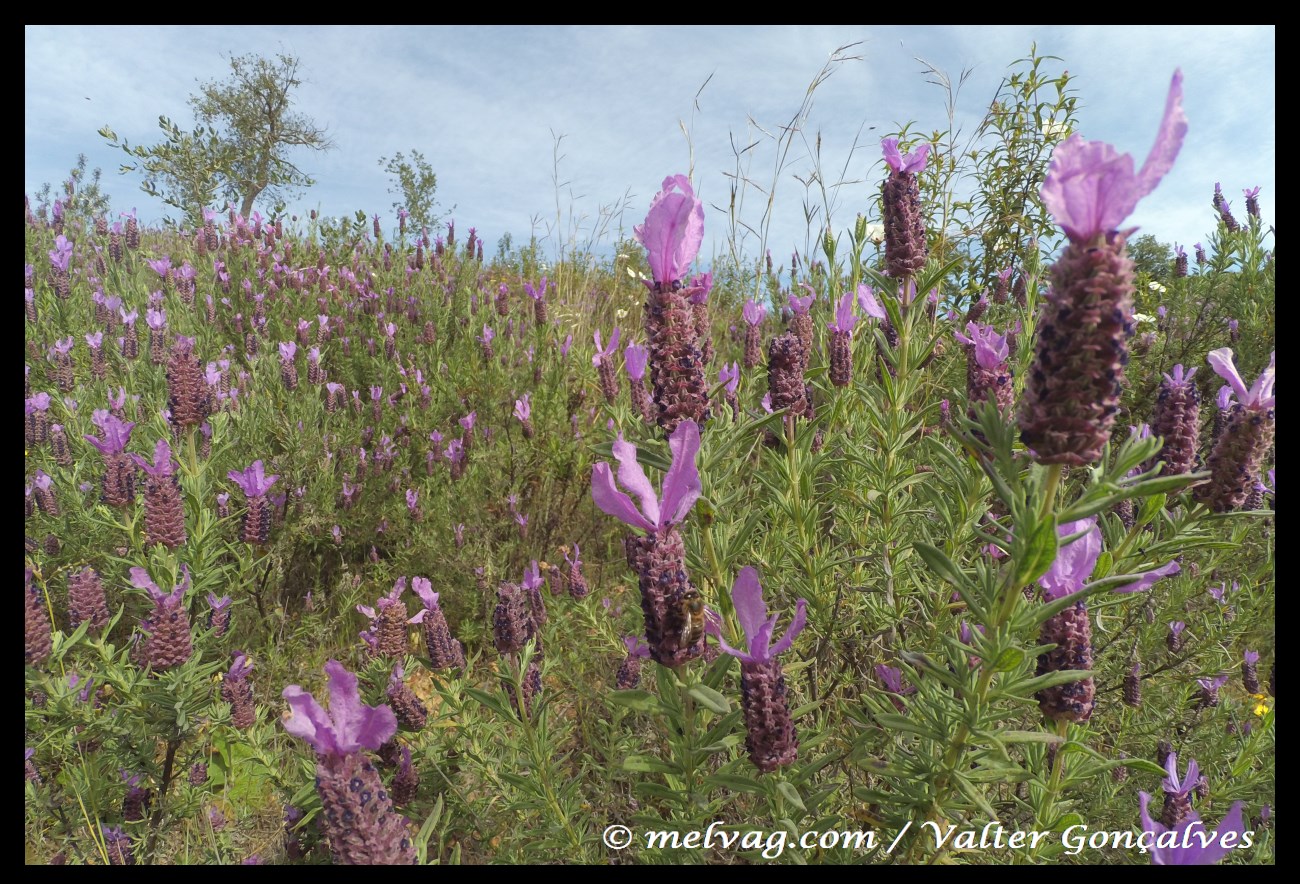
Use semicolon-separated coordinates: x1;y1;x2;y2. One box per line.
1039;518;1103;600
768;598;809;658
1206;348;1248;402
612;435;660;527
730;567;768;653
658;420;701;528
591;464;655;532
1135;70;1188;201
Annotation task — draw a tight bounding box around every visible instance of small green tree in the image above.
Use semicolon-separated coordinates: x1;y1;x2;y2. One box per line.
378;149;445;234
103;51;333;224
32;153;113;225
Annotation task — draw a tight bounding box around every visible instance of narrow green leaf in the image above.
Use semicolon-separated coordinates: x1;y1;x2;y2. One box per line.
688;684;731;715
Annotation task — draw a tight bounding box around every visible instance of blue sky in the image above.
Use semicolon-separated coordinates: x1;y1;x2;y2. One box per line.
26;25;1274;267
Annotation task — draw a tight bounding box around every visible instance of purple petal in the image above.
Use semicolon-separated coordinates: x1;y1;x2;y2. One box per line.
324;660;395;753
591;463;655;532
281;685;339;757
730;567;768;655
768;598;809;658
1115;559;1181;594
658;420;701;528
1134;69;1188;202
1206;348;1248;402
1039;518;1103;600
611;435;660;527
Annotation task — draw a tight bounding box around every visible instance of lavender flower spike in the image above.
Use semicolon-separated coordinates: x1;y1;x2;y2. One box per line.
1196;349;1275;511
1138;793;1247;865
1020;70;1187;466
594;421;706;667
706;567;807;772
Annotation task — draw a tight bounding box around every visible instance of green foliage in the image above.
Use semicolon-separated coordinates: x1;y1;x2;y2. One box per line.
378;149;443;236
103;51;332;225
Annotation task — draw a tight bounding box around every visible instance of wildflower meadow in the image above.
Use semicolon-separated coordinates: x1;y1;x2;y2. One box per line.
24;52;1274;865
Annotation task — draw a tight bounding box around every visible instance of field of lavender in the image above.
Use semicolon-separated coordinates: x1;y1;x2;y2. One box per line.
24;65;1274;866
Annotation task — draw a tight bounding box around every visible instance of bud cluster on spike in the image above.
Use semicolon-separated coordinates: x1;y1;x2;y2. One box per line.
644;283;711;435
1019;239;1134;465
1123;660;1142;707
493;582;535;656
221;653;256;729
25;569;52;667
387;667;427;731
767;332;812;421
166;336;212;429
1036;601;1096;722
1149;365;1201;475
739;660;799;773
134;567;193;671
67;567;110;632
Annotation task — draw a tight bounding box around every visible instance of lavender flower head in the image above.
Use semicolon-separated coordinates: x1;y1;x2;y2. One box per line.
706;567;807;773
633;174;705;286
1035;518;1177;722
1196;349;1275;511
514;393;531;422
1020;70;1186;466
743;300;766;327
282;662;414;864
593;421;705;666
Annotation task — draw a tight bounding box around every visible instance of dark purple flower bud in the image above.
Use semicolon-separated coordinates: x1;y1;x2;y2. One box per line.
391;744;419;806
493;582;535;656
1242;650;1260;694
25;569;52;667
1148;364;1201;475
103;825;135;865
387;665;427;730
1123;660;1142;707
